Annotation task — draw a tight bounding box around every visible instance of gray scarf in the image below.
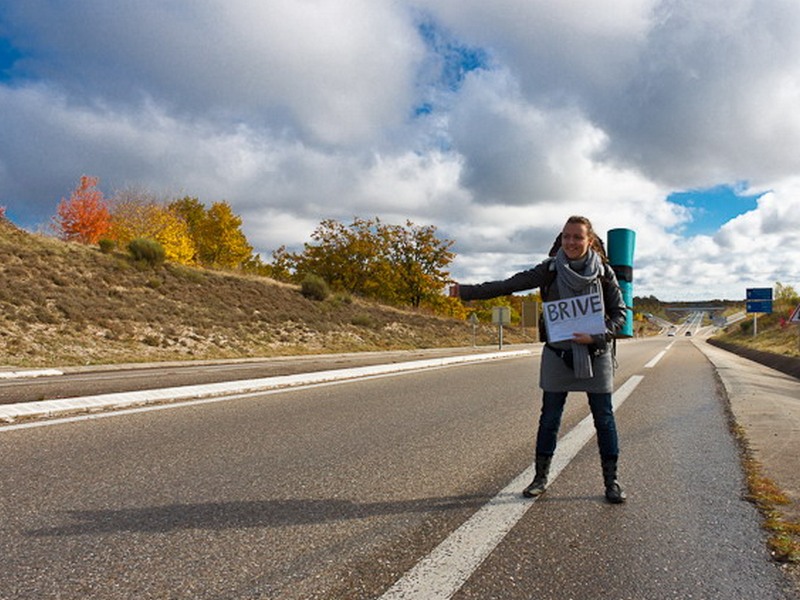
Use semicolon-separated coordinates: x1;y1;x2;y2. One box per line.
554;247;604;379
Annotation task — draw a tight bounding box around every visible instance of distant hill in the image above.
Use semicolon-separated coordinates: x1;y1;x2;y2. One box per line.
0;220;515;368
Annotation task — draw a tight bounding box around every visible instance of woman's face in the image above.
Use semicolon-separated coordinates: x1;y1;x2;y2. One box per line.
561;222;591;260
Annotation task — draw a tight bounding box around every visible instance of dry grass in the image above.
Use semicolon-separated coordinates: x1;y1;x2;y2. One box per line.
715;310;800;357
0;220;528;368
717;314;800;566
730;422;800;563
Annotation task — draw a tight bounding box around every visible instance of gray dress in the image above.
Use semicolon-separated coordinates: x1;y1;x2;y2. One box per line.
459;258;627;393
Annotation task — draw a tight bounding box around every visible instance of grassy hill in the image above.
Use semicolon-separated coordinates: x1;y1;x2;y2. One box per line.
5;217;794;370
0;220;523;368
713;310;800;357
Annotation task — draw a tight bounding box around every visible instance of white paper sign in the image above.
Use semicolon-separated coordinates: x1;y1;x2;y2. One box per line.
543;292;605;343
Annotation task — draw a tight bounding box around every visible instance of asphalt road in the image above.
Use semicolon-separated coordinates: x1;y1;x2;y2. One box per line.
0;347;503;405
1;339;796;599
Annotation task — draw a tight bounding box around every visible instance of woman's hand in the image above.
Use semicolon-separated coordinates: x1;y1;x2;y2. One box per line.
571;332;594;345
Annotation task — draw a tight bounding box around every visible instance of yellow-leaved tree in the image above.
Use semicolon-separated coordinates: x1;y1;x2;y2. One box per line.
153;208;196;264
195;201;254;269
109;188;196;264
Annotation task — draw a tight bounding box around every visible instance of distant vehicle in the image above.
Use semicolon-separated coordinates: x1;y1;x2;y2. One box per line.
667;331;675;336
685;331;692;336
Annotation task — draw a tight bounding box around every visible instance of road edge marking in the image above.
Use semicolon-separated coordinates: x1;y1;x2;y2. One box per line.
0;350;536;429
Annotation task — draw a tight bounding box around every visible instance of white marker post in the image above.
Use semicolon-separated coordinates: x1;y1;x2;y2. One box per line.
492;306;511;350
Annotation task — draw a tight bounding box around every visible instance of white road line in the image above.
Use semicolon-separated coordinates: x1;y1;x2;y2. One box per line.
0;369;63;379
644;351;666;368
0;351;538;431
644;341;674;369
1;368;502;432
378;375;645;600
0;350;535;426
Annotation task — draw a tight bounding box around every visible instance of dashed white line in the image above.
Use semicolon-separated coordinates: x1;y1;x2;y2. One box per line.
644;341;674;369
378;375;645;600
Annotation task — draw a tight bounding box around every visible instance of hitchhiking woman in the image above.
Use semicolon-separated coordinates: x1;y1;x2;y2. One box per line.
450;215;628;503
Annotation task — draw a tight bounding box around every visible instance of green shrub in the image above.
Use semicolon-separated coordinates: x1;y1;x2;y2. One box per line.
351;313;378;328
332;292;353;305
128;238;165;266
98;238;115;254
301;274;330;301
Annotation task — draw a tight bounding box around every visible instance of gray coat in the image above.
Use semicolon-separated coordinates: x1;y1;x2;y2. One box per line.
459;258;627;393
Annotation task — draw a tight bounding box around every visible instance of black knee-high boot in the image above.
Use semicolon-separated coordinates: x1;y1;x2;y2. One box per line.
601;457;626;504
522;454;552;498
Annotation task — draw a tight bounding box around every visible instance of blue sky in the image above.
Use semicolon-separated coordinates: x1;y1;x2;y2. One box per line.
0;37;20;81
2;1;800;300
667;184;765;237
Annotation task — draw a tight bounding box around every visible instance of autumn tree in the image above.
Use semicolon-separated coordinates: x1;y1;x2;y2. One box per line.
382;221;454;308
169;197;255;269
775;282;800;314
195;201;254;269
290;218;390;296
274;217;455;311
269;245;295;282
53;175;111;244
109;187;195;264
169;196;207;262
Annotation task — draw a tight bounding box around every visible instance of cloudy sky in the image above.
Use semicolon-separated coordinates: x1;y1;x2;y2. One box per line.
2;0;800;301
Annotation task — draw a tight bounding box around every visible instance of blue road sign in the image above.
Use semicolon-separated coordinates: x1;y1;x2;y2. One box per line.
746;287;773;300
746;300;773;313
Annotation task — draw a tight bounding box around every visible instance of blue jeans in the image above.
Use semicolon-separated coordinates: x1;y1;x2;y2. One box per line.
535;391;619;459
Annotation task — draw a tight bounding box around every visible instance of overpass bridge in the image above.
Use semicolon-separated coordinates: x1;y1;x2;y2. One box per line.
664;306;727;313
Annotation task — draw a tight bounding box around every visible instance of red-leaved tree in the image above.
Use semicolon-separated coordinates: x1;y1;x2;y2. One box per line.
54;175;111;244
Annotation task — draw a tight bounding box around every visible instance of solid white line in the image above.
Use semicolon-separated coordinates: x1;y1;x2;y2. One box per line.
0;350;534;425
0;351;538;431
2;369;481;432
0;368;63;379
378;375;645;600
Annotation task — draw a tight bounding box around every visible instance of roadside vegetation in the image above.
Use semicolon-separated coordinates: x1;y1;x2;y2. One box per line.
731;422;800;563
712;283;800;357
2;175;671;367
712;284;800;565
0;217;531;368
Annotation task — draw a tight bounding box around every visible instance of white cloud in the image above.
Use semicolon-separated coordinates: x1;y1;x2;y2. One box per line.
3;0;800;300
5;0;424;145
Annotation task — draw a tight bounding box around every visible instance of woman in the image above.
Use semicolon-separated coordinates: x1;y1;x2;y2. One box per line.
452;216;628;503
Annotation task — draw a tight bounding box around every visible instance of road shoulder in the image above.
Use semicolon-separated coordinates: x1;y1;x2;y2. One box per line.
695;338;800;582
